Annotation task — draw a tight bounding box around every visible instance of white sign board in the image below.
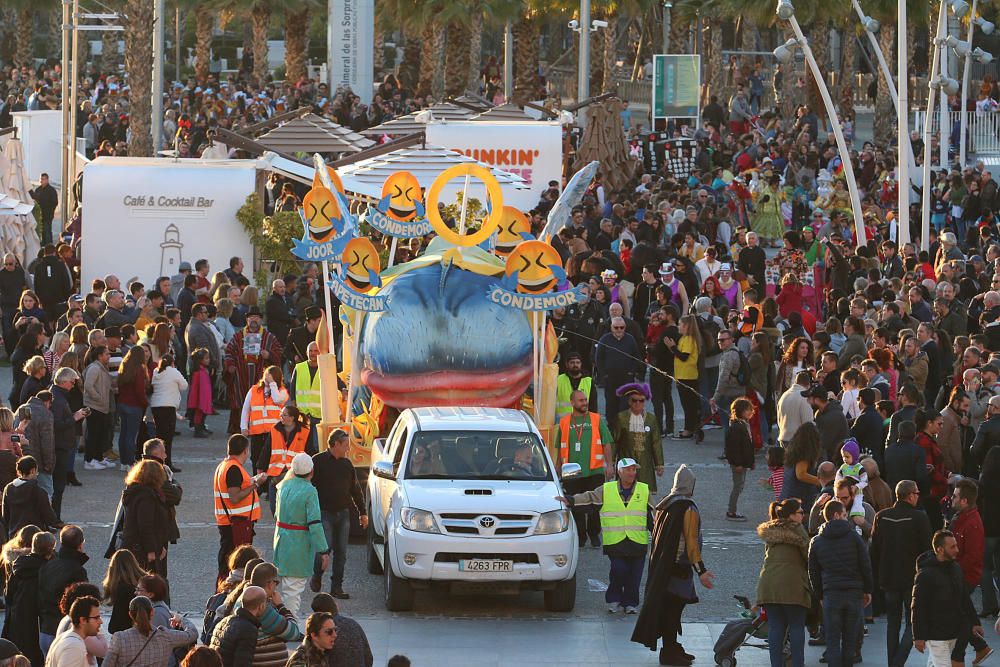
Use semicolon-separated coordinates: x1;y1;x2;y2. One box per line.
425;121;563;212
12;110;63;187
327;0;375;104
81;157;256;289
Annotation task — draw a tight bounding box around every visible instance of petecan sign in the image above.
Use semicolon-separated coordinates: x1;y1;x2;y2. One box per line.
424;120;562;207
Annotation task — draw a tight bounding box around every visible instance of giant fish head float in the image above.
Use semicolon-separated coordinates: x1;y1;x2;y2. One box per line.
358;237;533;409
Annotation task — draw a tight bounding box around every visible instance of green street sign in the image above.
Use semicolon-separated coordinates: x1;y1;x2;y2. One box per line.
652;54;701;119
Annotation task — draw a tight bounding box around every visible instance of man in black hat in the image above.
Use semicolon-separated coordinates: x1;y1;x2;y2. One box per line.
224;305;283;434
287;306;323;367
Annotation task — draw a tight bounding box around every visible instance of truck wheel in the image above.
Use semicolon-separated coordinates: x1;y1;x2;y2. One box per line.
384;542;414;611
366;508;383;575
543;574;576;612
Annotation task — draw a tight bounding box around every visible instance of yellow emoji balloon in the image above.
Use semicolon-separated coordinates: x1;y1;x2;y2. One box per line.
342;237;381;291
505;240;563;294
495;206;531;258
302;186;341;243
381;171;422;222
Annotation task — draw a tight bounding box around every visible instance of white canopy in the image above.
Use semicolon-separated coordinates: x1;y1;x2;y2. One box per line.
0;139;41;264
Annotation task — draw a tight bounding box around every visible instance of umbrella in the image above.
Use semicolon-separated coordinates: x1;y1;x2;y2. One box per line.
0;139;42;265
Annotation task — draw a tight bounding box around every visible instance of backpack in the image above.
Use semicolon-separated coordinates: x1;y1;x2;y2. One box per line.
734;349;751;386
201;590;229;645
698;316;722;358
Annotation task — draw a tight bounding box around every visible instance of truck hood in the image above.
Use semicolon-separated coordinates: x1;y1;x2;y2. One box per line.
401;479;563;515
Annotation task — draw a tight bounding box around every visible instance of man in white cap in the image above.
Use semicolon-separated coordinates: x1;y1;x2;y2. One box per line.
557;457;653;614
658;262;689;316
273;452;329;616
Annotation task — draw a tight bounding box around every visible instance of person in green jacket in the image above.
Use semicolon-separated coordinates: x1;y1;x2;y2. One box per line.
755;498;812;667
274;453;329;617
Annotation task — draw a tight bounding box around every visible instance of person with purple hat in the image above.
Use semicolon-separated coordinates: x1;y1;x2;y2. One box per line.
836;438;868;519
611;383;664;492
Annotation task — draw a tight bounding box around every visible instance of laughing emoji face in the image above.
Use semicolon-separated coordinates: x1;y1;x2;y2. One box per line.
505;240;563;294
380;171;422;222
495;207;531;258
302;186;341;243
342;237;382;291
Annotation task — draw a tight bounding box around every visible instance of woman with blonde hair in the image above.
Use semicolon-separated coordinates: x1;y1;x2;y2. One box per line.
143;322;174;369
68;323;90;360
103;549;149;633
0;525;39;602
666;314;704;441
19;355;48;405
120;460;170;576
57;351;85;487
44;331;70;374
213;299;236;344
232;285;258;329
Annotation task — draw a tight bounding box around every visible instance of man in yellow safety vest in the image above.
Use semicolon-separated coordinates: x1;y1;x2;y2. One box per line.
555;389;612;548
555;352;598;421
289;342;323;454
558;458;652;614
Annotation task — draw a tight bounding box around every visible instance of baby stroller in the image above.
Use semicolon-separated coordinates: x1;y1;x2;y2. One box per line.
713;595;790;667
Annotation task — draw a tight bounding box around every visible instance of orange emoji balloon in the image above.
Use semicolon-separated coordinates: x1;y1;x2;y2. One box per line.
381;171;422;222
312;166;345;195
342;237;382;291
504;240;563;294
302;186;341;243
495;206;531;257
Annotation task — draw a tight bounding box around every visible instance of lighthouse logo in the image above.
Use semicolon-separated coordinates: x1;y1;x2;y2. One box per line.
159;224;184;276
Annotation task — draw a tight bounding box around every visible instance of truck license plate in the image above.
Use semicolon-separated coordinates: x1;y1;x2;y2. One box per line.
459;559;514;572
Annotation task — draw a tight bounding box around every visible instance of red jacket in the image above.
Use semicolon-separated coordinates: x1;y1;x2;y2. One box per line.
951;507;985;586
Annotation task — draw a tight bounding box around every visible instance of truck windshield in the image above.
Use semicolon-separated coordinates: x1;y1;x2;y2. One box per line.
404;431;551;481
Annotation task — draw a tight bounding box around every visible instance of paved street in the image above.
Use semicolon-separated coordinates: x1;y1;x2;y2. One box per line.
21;378;998;665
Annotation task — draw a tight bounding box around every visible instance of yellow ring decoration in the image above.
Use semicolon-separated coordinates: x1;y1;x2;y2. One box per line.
425;164;504;247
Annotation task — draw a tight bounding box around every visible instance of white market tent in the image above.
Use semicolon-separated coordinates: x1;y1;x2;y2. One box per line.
469;103;538;122
0;138;42;265
257;113;375;156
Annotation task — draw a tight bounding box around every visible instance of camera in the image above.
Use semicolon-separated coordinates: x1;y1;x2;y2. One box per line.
567;19;579;30
9;435;19;443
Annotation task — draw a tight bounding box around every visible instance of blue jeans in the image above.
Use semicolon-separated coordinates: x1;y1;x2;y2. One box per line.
305;415;320;455
39;632;55;657
884;588;913;667
37;473;53;498
313;509;350;589
983;536;1000;613
763;603;806;667
606;554;645;608
822;590;863;667
117;404;143;465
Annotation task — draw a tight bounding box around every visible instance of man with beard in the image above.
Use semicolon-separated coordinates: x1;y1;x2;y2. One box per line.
224;306;284;434
632;465;715;665
554;352;598;421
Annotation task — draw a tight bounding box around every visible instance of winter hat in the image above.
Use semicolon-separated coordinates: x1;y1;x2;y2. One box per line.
841;438;861;463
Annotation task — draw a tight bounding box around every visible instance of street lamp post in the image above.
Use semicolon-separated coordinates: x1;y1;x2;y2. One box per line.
577;0;592;125
152;0;164;153
60;0;71;227
503;20;513;102
663;1;672;54
959;1;995;166
775;1;865;246
898;0;909;247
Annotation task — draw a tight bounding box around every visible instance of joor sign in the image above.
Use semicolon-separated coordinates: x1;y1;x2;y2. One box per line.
327;0;375;104
652;54;701;120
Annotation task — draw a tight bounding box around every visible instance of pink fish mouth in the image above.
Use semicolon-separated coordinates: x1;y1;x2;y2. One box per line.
362;361;533;409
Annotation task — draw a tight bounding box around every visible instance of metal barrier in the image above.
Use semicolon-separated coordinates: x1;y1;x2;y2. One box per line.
914;110;1000;155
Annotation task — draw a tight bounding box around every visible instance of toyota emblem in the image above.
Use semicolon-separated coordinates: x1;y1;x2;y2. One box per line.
479;516;496;529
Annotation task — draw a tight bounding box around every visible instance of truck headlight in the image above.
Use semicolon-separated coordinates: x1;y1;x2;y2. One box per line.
535;509;571;535
400;507;440;534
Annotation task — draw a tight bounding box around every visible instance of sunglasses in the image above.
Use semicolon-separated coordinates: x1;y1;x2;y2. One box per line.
630;398;646;403
612;326;625;330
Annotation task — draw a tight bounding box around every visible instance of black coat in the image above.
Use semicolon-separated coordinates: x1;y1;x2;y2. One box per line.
851;407;886;466
911;551;978;640
972;416;1000;471
870;501;932;592
1;478;60;537
631;496;696;650
50;385;77;451
31;256;71;311
121;483;170;565
724;420;755;468
37;545;88;634
884;440;930;497
807;519;873;596
885;405;918;450
210;607;260;667
265;293;293;344
3;552;47;665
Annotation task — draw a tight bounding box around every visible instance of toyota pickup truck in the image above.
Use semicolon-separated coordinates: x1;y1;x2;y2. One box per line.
366;406;580;611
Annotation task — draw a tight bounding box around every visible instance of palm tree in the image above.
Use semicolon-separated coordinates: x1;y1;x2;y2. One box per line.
123;0;155;156
194;13;213;81
512;9;539;101
11;1;36;69
283;4;311;83
467;10;484;93
250;0;271;84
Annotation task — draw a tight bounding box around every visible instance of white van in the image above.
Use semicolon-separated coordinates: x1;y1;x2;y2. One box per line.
366;406;580;611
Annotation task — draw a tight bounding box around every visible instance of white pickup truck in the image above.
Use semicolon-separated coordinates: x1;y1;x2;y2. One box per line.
366;406;581;611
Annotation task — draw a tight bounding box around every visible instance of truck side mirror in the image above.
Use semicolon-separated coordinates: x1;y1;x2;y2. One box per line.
372;460;397;481
560;463;582;480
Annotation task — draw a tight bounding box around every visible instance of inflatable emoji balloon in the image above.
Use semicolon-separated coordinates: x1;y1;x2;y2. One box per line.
342;237;382;291
495;207;531;258
504;240;563;294
313;165;345;195
380;171;422;222
302;186;341;243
